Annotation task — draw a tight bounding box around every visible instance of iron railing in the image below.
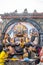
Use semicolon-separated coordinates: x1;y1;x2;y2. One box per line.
5;61;35;65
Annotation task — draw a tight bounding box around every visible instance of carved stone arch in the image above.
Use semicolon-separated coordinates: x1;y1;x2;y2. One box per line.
2;18;42;44
3;18;42;33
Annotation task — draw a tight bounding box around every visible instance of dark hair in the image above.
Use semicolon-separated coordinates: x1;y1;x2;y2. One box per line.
0;45;3;52
31;36;35;42
8;37;10;42
6;43;11;47
6;43;15;48
36;45;42;49
25;43;34;47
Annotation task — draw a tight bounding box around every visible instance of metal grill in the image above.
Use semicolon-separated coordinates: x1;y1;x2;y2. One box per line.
5;61;35;65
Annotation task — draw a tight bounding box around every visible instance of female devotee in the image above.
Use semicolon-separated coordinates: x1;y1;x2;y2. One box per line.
0;45;10;65
6;44;19;61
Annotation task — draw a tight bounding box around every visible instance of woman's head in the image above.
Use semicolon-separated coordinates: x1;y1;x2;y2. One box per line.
7;44;15;54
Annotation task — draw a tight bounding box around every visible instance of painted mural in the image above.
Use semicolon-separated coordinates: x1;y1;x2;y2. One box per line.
3;22;39;45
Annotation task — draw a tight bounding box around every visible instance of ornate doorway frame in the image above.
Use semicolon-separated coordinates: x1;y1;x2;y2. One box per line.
2;18;42;45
